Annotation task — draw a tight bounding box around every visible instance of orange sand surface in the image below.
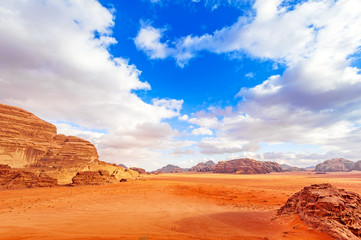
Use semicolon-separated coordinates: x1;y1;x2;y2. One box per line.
1;171;361;240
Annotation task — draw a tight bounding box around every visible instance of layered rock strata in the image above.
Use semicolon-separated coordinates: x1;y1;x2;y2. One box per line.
0;103;139;185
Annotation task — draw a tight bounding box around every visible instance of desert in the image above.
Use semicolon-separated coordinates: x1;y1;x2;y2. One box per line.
2;0;361;239
2;171;361;239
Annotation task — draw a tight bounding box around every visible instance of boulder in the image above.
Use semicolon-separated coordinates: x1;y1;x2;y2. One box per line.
214;158;283;174
278;183;361;240
315;158;355;172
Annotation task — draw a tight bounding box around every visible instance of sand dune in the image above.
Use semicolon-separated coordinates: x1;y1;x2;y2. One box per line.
2;171;360;239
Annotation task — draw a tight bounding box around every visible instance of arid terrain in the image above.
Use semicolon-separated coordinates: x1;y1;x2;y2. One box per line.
2;171;361;240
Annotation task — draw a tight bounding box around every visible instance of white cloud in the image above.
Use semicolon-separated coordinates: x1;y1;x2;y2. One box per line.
178;114;189;121
0;0;184;170
133;0;361;165
134;23;173;59
191;127;213;136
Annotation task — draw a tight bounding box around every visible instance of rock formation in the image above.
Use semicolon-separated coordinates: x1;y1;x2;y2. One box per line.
214;158;283;174
0;164;57;189
190;160;216;172
280;164;306;171
278;183;361;240
71;170;118;185
315;158;356;172
353;161;361;171
154;164;185;173
130;167;147;174
0;103;139;185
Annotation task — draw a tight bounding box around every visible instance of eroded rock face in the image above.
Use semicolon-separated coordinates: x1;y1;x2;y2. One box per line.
315;158;356;172
214;158;283;174
0;103;139;185
0;164;57;189
0;103;57;168
278;183;361;240
71;170;118;186
190;160;216;172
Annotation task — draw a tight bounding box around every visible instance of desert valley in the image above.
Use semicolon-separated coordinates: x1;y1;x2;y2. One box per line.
1;103;361;240
2;1;361;239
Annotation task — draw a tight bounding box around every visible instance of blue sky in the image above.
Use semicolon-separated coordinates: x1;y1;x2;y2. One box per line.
1;0;361;170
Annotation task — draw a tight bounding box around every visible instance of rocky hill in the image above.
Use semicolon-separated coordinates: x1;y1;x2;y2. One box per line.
315;158;360;172
0;103;139;185
190;160;216;172
278;183;361;240
154;164;185;173
214;158;283;174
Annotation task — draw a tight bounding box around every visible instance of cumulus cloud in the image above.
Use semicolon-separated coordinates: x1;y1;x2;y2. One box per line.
191;127;213;136
135;0;361;164
0;0;184;170
134;23;173;59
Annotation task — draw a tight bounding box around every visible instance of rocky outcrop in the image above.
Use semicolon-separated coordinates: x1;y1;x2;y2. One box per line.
214;158;283;174
278;183;361;240
0;103;139;185
71;170;118;186
315;158;356;172
280;164;306;171
190;160;216;172
0;164;57;189
155;164;185;173
130;167;147;174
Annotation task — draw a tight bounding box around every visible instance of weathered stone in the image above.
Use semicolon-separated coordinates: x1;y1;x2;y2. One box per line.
0;165;57;189
71;170;118;186
214;158;283;174
190;160;216;172
315;158;356;172
278;183;361;240
0;103;139;185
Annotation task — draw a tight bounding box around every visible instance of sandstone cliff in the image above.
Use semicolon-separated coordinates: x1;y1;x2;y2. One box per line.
278;183;361;240
214;158;283;174
315;158;356;172
0;103;139;185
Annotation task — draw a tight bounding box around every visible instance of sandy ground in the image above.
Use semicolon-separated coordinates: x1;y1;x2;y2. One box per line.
1;171;361;240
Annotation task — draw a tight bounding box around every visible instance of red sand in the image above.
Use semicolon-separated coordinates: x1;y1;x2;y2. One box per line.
1;171;360;239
